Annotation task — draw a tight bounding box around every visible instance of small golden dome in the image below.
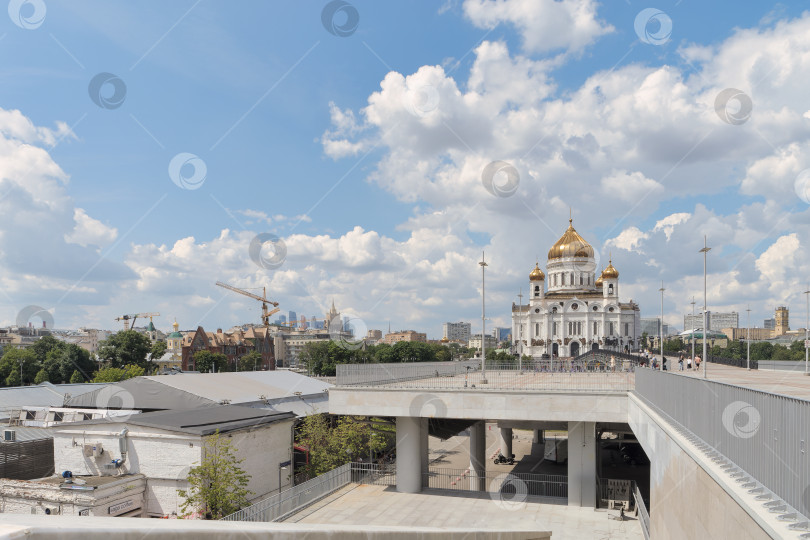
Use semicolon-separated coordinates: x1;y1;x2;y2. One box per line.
595;272;604;287
548;218;594;260
601;259;619;279
529;263;545;281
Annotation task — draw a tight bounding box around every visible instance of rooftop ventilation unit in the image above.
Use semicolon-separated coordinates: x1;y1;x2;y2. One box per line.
3;429;15;442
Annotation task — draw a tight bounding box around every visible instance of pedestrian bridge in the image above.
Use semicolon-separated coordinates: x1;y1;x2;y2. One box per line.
329;358;810;539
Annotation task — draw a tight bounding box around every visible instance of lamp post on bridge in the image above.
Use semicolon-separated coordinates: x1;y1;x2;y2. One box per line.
659;281;665;370
690;297;696;368
804;287;810;376
479;252;488;385
746;305;751;371
517;288;523;371
699;236;711;379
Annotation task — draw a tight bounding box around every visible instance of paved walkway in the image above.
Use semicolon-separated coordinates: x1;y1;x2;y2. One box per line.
284;484;644;540
676;363;810;399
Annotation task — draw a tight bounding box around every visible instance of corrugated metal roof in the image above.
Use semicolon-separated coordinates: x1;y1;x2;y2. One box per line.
60;405;294;436
0;383;109;409
65;371;330;416
0;426;53;442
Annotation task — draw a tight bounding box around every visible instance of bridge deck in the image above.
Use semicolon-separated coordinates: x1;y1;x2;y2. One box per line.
677;363;810;400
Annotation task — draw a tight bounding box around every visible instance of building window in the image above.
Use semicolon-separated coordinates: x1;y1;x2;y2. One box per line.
624;323;629;336
535;323;540;336
25;411;35;420
561;274;564;286
570;272;574;284
553;322;558;336
579;275;583;285
609;322;614;335
608;283;614;295
593;321;598;334
53;412;63;422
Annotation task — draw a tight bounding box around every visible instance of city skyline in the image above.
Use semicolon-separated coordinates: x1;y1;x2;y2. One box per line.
2;2;810;338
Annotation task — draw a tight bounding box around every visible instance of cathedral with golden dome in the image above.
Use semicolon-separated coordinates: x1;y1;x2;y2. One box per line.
512;217;640;358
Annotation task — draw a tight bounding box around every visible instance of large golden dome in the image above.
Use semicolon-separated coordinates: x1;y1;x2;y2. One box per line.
601;259;619;279
529;263;545;281
548;219;594;260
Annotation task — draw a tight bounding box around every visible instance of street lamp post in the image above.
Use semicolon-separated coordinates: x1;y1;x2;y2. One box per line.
746;305;751;371
699;236;711;379
804;287;810;376
479;252;488;384
690;297;696;367
659;281;665;370
517;288;523;371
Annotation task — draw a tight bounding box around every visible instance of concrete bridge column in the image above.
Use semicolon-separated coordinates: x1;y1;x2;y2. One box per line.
419;418;429;487
469;421;486;491
567;421;596;507
396;416;426;493
532;429;545;445
499;426;513;457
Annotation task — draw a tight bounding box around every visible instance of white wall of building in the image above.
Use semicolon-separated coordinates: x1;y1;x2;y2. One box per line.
53;418;293;517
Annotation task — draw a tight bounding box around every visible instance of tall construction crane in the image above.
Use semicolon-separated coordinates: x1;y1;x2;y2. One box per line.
115;312;160;331
215;281;279;327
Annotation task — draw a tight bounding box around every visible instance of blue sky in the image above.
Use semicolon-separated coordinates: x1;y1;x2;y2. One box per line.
2;0;810;337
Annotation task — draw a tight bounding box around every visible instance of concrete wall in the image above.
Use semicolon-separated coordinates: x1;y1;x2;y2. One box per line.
628;396;771;539
330;388;628;423
0;476;145;517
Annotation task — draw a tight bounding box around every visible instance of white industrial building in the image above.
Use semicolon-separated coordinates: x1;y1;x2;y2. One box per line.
50;406;295;518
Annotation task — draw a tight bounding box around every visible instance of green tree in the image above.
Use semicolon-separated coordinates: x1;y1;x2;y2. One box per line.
98;330;152;369
30;335;65;365
69;370;83;383
0;348;38;387
179;431;252;519
92;364;145;383
150;340;167;360
57;344;96;383
238;351;262;371
296;414;387;477
193;351;229;373
34;368;49;384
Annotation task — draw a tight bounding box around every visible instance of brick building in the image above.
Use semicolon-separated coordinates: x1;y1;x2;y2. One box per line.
181;326;274;371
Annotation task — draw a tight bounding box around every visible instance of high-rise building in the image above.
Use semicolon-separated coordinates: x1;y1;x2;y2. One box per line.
775;306;789;335
288;311;297;327
684;311;738;332
491;327;511;342
442;322;471;342
641;318;670;337
764;318;775;330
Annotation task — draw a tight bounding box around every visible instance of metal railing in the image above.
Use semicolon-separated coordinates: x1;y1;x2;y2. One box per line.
635;369;810;521
222;462;395;522
709;355;758;369
633;483;650;540
423;468;567;500
337;361;635;392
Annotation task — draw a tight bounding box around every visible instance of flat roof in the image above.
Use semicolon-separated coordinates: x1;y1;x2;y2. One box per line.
57;405;295;436
0;383;109;410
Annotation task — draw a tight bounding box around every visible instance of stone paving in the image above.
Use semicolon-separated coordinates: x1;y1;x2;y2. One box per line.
284;484;644;540
676;362;810;400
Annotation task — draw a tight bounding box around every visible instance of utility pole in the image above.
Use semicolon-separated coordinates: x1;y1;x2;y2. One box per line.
517;288;523;371
479;252;488;384
746;305;751;371
690;297;696;367
659;281;665;370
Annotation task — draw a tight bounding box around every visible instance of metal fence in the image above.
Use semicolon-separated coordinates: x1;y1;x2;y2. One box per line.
423;467;567;500
709;355;758;370
634;369;810;520
337;361;635;392
634;483;650;540
0;438;54;480
222;462;396;522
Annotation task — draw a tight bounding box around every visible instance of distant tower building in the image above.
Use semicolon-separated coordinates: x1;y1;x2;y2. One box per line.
288;311;297;328
763;318;775;330
775;306;789;335
167;320;183;355
325;300;342;333
299;315;308;330
146;317;158;341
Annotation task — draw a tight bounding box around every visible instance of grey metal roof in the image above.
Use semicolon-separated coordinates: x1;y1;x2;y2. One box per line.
65;371;331;416
59;405;294;436
0;426;53;442
0;382;109;410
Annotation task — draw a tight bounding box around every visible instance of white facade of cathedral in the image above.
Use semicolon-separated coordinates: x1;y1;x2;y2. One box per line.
511;219;641;358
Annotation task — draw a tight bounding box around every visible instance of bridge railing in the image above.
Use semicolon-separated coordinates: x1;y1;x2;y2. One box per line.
634;369;810;522
337;361;634;392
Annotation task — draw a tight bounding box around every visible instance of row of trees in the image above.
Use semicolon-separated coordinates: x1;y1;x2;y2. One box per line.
641;333;807;361
301;340;460;376
191;350;263;373
0;331;167;387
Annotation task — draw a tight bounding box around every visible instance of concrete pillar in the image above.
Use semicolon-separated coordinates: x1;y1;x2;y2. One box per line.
419;418;429;488
532;429;545;444
567;421;597;507
396;417;424;493
499;426;513;457
469;421;486;491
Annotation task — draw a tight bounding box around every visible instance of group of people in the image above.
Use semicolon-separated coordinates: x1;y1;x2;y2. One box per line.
637;350;702;371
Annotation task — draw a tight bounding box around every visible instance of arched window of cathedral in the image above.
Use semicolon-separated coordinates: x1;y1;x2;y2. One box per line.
571;303;578;310
570;272;574;284
608;284;614;295
551;307;558;313
593;321;598;334
535;308;540;313
561;273;564;286
535;323;539;336
579;275;583;285
592;305;598;311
